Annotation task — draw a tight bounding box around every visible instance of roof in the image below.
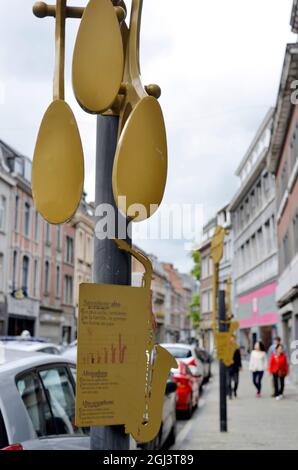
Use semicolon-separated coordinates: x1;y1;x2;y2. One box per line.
0;349;74;375
235;108;274;177
268;43;298;174
2;341;60;353
291;0;298;33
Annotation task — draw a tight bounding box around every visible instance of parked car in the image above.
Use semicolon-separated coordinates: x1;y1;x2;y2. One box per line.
172;361;199;418
1;340;61;356
139;377;177;450
0;349;89;450
161;343;204;389
61;341;77;362
0;347;178;451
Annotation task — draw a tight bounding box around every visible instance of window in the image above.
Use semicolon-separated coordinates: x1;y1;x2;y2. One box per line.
256;228;263;261
86;236;92;264
45;223;51;245
22;256;29;295
250;190;256;216
16;372;52;438
263;172;270;196
65;236;74;264
239;205;244;229
251;234;256;260
34;211;39;241
208;291;213;311
201;257;208;279
0;196;6;231
208;257;213;276
290;131;298;170
16;368;85;438
0;254;3;292
55;265;60;298
44;261;50;294
240;245;245;273
280;161;288;198
64;275;73;305
293;211;298;254
22;256;29;293
24;202;30;237
282;232;290;270
33;260;38;297
12;251;18;289
56;226;61;250
78;231;84;259
264;220;271;254
245;198;250;222
14;194;19;231
256;180;262;208
39;367;82;435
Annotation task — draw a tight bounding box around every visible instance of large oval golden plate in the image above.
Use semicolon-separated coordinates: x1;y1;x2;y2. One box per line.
112;96;168;222
72;0;124;113
32;100;84;224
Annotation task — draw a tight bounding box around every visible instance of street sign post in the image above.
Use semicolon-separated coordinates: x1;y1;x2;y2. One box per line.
31;0;172;451
211;226;239;433
218;290;228;433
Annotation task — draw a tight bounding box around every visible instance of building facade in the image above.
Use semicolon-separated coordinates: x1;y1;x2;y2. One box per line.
268;32;298;381
0;144;15;335
162;263;195;343
2;141;42;337
198;218;216;353
132;246;194;344
0;139;92;344
229;109;278;351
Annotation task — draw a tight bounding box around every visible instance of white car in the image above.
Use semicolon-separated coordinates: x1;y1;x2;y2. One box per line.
0;349;89;450
1;340;61;356
161;343;204;388
61;341;77;362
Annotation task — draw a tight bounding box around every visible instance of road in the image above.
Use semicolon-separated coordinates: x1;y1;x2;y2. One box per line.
171;361;298;450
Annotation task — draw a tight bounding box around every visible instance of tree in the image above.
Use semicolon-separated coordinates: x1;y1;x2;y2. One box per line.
190;250;201;281
189;292;200;329
188;250;201;328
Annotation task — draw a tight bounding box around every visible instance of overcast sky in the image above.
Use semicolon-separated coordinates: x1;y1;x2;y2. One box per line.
0;0;295;273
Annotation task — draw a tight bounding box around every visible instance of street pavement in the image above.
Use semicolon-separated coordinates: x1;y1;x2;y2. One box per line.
172;361;298;450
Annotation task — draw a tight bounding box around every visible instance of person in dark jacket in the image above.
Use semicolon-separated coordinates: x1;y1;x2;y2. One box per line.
227;335;242;399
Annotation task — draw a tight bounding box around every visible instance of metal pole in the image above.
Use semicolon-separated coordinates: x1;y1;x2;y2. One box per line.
218;289;228;433
90;115;131;450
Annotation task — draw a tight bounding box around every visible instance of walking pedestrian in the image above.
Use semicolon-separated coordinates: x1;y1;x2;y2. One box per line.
268;336;287;396
227;335;242;399
249;341;267;397
268;336;287;359
269;344;289;400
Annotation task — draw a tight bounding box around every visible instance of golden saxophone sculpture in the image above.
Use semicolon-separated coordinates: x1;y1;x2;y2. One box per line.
115;240;178;443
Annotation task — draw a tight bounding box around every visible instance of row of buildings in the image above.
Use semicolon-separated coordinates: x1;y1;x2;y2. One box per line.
132;254;196;344
198;2;298;384
0;138;195;344
0;139;94;343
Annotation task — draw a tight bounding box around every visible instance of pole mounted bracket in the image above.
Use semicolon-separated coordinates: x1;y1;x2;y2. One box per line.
33;1;126;22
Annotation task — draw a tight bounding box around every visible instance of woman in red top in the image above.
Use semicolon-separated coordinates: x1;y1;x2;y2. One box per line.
269;344;289;400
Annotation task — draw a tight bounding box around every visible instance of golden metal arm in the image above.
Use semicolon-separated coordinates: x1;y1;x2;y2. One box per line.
33;1;126;21
115;239;153;290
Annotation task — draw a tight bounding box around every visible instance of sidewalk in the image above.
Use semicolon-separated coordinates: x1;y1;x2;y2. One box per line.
174;362;298;450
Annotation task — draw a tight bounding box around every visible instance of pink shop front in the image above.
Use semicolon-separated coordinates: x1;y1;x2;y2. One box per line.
236;282;279;352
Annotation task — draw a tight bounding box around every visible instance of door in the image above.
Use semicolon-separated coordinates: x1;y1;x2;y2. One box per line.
8;317;35;337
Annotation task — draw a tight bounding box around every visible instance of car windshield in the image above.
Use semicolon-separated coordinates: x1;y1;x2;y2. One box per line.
165;347;192;358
